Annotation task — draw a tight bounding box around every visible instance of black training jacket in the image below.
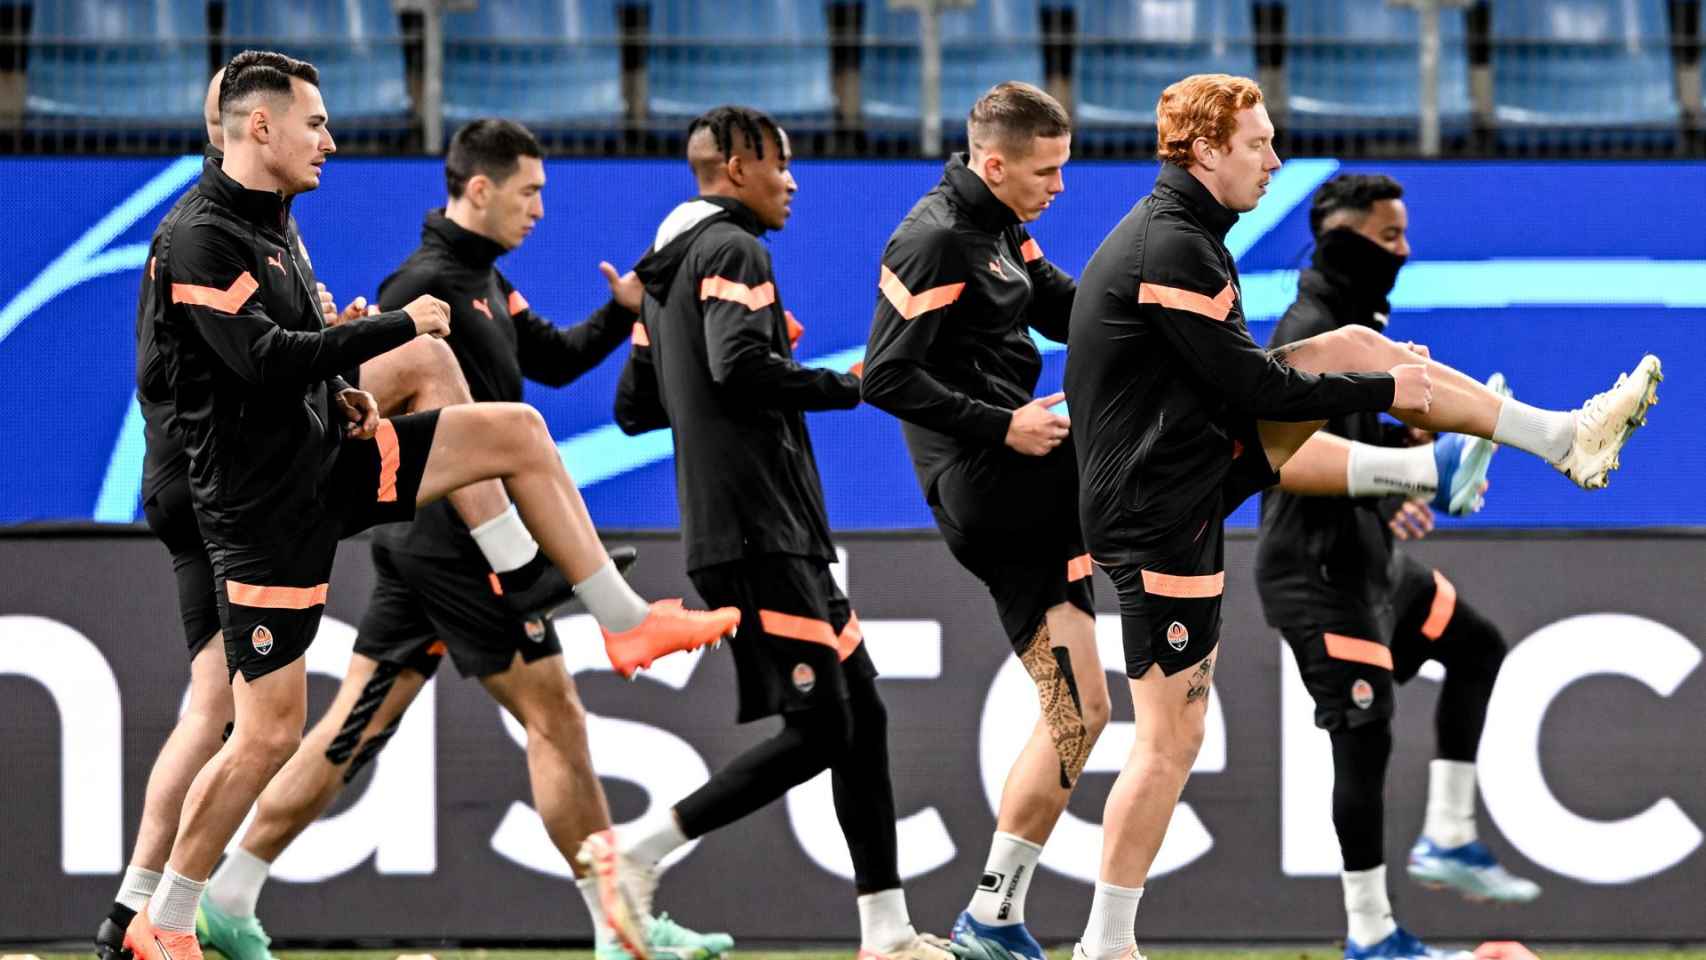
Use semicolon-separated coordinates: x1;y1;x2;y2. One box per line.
136;157;417;543
614;196;859;573
1256;254;1412;626
862;154;1075;499
371;210;636;559
1064;162;1395;564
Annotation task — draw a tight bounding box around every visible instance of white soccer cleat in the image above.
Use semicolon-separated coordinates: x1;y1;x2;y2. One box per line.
1071;942;1146;960
858;933;959;960
577;830;652;960
1553;354;1662;490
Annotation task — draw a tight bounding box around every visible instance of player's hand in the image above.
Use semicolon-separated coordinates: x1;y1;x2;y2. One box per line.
1006;392;1070;456
336;295;372;326
337;388;380;439
404;294;451;338
1389;499;1435;540
1403;340;1431;360
1403;426;1434;446
1388;363;1432;414
600;261;645;313
317;282;338;325
1474;943;1540;960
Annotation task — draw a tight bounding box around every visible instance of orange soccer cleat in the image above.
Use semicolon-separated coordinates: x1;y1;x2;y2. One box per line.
124;909;202;960
602;599;739;678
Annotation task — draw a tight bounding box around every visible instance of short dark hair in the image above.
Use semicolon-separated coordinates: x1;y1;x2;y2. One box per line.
444;118;543;197
967;81;1071;155
219;50;319;120
687;105;784;163
1309;173;1404;237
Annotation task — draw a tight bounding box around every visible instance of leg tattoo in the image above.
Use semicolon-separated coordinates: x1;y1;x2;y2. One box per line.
1019;621;1092;789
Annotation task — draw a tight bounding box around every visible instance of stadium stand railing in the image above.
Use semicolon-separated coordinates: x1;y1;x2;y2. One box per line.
0;0;1700;158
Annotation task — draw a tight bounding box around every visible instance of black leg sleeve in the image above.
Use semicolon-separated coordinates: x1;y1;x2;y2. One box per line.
829;671;903;894
674;700;853;839
1429;600;1507;763
1330;721;1394;872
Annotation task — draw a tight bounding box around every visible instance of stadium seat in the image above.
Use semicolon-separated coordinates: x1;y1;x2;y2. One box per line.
859;0;1045;125
443;0;624;126
643;0;833;121
1490;0;1679;130
224;0;412;122
1282;0;1470;131
1070;0;1256;127
25;0;207;123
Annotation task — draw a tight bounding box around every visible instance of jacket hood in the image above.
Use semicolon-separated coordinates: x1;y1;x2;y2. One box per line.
634;195;764;305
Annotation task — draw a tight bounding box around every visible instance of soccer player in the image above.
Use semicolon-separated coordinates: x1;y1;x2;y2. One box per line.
94;68;599;960
1256;173;1540;960
123;52;738;960
1064;73;1659;960
194;117;730;960
611;105;952;960
862;81;1106;960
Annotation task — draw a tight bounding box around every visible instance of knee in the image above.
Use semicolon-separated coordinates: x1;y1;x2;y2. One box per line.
519;687;591;748
233;723;302;773
1080;688;1111;742
496;403;556;464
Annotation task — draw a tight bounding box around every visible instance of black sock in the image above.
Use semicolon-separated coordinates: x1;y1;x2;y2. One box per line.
831;672;902;894
103;901;137;932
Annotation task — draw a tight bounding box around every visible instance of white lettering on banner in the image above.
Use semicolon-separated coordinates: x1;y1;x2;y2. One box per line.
787;549;956;880
1279;637;1339;876
491;614;708;875
234;617;438;880
0;615;122;873
980;615;1225;883
1479;613;1703;884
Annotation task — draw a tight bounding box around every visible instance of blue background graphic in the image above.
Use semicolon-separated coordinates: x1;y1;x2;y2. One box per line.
0;156;1701;529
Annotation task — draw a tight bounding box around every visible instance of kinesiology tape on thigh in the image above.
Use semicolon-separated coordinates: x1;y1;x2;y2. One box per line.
1019;620;1091;789
325;660;406;765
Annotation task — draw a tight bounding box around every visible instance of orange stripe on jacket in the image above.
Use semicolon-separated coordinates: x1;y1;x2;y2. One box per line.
700;276;776;312
1138;281;1237;322
1324;632;1394;670
1020;238;1044;263
375;419;400;503
1141;569;1225;598
171;271;260;315
227;580;329;610
1421;570;1458;640
759;609;837;648
1066;554;1093;582
837;612;864;661
630;321;650;347
879;265;966;320
508;289;529;315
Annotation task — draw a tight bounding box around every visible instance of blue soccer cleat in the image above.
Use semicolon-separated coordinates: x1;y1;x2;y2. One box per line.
950;911;1046;960
1408;837;1541;903
1346;926;1471;960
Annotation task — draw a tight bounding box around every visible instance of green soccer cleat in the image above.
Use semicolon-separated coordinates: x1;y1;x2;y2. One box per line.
595;912;734;960
194;896;276;960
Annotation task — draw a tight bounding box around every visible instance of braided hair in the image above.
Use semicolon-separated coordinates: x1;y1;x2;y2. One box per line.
686;105;783;164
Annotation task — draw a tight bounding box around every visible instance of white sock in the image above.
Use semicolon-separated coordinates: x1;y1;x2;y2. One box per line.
146;868;207;934
1341;865;1397;947
967;831;1043;926
577;876;616;948
207;848;272;919
1080;881;1143;960
577;559;649;632
116;865;162;912
857;888;917;953
1492;398;1574;463
1346;442;1439;498
469;503;541;573
1423;758;1479;849
625;808;689;870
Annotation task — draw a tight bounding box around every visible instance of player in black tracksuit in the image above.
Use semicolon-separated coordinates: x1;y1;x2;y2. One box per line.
612;106;950;960
862;82;1104;960
1255;174;1539;958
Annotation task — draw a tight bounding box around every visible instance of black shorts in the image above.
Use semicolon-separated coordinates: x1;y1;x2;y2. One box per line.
930;442;1094;653
1108;428;1279;678
1281;554;1461;731
141;473;220;656
689;554;878;724
353;542;562;679
212;412;438;683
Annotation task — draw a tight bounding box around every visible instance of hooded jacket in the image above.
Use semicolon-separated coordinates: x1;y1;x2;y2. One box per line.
614;195;859;572
1256;230;1414;625
1065;163;1396;563
137;157;416;543
371;210;636;559
861;154;1076;500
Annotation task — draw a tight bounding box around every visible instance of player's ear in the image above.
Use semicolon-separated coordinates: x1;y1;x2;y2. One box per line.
466;173;491;208
725;152;746;188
